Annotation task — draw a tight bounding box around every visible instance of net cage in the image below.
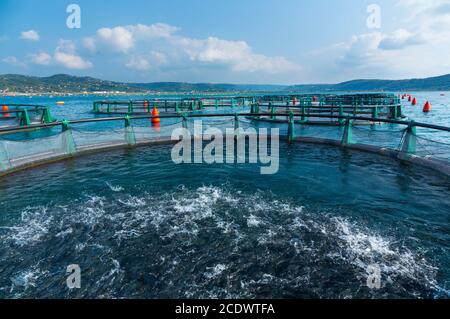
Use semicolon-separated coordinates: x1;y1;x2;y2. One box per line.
0;113;449;176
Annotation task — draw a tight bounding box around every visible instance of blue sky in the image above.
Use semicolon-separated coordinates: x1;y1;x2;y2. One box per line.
1;0;449;84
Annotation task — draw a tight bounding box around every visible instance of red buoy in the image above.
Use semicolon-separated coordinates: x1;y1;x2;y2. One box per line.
412;97;417;105
313;96;317;102
292;97;297;106
2;105;9;118
143;99;149;112
408;95;412;102
423;101;431;113
151;107;160;124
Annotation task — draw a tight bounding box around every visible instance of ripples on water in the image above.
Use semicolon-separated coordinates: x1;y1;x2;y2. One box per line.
0;142;449;299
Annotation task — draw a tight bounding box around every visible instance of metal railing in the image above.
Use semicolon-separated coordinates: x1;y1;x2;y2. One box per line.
0;104;57;126
0;112;449;177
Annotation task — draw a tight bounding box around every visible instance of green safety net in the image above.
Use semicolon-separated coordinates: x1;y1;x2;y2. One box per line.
352;126;406;150
72;128;129;148
0;118;449;174
0;133;66;167
415;135;450;161
133;121;183;141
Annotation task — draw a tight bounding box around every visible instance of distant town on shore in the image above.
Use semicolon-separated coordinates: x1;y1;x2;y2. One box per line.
1;73;450;95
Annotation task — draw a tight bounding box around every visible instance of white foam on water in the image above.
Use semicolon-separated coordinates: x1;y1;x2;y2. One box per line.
106;182;124;192
9;265;49;298
247;214;263;227
205;264;228;279
329;217;439;290
0;207;53;247
0;185;445;298
118;196;146;208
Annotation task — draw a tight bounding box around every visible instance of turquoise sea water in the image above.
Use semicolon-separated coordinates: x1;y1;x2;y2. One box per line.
0;92;449;298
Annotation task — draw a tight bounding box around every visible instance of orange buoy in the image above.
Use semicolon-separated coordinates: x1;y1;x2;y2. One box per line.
292;97;297;106
423;101;431;113
56;101;65;105
2;105;10;117
143;99;149;112
151;107;160;124
412;97;417;105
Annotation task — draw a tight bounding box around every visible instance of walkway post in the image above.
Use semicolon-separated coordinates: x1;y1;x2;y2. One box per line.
19;109;31;126
182;113;188;129
288;112;295;143
400;121;417;157
42;107;55;124
234;113;240;137
341;117;353;146
372;106;379;120
0;142;11;171
338;105;345;126
124;115;136;146
61;120;77;155
270;102;275;120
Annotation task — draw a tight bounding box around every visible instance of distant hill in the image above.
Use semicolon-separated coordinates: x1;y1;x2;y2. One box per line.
287;74;450;92
0;74;140;93
129;82;285;93
1;73;449;94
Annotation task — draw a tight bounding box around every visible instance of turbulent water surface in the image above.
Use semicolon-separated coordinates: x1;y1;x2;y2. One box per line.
0;142;449;299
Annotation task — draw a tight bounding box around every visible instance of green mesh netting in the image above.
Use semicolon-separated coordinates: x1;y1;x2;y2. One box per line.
352;126;405;150
294;124;343;141
72;128;128;148
1;133;66;165
0;141;11;171
415;136;450;161
0;118;449;174
133;121;182;141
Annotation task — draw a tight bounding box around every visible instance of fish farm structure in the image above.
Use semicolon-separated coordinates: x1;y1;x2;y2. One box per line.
0;104;57;130
91;93;403;125
0;92;449;300
0;93;448;178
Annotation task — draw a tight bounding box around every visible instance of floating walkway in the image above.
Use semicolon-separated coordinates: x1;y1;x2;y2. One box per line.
92;93;403;125
0;111;449;178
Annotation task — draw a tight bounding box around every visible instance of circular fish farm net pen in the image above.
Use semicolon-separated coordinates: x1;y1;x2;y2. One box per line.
91;93;402;120
0;112;449;177
92;97;251;115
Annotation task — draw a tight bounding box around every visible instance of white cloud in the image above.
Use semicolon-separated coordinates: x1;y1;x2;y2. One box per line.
86;23;179;54
126;56;151;70
151;51;168;65
96;26;134;53
20;30;40;41
84;23;299;75
312;0;450;80
182;36;298;73
379;29;424;50
54;40;93;69
2;56;26;67
129;23;178;39
82;37;97;52
30;52;52;65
